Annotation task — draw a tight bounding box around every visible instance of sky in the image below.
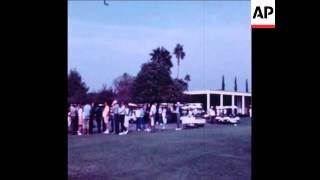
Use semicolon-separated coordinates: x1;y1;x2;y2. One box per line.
68;1;251;92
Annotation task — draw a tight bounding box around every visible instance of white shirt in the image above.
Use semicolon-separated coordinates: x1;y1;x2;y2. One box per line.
135;109;141;118
162;108;166;116
150;105;157;115
209;109;216;116
118;105;126;115
125;107;130;115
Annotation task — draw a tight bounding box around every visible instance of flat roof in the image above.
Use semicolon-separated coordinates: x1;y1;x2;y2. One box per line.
183;90;251;96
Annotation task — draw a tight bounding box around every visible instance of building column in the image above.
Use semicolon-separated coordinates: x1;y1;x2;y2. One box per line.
232;95;235;114
220;94;223;108
242;96;245;115
206;93;210;113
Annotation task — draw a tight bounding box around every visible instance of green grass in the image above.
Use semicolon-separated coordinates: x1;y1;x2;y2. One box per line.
68;118;251;180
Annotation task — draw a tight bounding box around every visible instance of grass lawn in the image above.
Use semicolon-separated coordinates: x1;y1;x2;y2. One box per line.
68;118;251;180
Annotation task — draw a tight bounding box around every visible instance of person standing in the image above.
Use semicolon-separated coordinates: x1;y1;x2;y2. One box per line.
70;104;78;135
158;105;163;127
95;104;103;133
111;100;120;135
149;103;157;131
209;106;216;123
168;104;174;124
118;102;127;135
68;111;71;133
140;105;146;130
103;102;110;134
161;107;167;129
124;105;131;131
89;102;95;134
77;104;84;135
144;104;151;132
109;103;114;134
175;102;182;131
135;105;143;131
83;103;91;135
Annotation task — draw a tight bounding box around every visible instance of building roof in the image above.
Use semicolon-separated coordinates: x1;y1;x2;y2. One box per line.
183;90;251;96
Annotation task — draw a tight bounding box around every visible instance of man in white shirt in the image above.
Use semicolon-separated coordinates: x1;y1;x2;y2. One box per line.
83;103;91;135
111;100;120;135
149;103;157;130
175;102;182;130
135;106;145;131
209;106;216;123
118;102;127;135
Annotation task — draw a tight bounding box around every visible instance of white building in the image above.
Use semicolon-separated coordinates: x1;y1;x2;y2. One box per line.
183;90;251;115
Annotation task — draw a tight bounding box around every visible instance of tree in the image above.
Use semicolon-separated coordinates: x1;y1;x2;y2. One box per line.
86;84;115;105
94;85;115;105
234;77;238;92
87;92;97;103
133;45;187;103
132;61;173;103
221;75;225;91
173;43;186;79
184;74;191;83
167;78;188;102
150;47;173;71
68;69;89;104
246;79;249;92
113;73;135;103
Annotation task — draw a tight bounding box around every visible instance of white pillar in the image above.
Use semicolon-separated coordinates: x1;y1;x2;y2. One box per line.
231;95;235;114
242;96;245;115
207;93;210;113
220;94;223;108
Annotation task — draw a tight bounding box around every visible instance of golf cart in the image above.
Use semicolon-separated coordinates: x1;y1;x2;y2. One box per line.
180;104;206;128
215;106;240;125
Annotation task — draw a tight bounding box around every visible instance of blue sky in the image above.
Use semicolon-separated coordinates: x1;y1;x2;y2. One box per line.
68;1;251;92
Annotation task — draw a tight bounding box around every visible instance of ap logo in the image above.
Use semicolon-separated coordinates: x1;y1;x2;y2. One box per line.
251;0;275;28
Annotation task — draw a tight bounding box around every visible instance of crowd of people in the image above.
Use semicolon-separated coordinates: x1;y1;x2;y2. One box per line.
68;100;183;136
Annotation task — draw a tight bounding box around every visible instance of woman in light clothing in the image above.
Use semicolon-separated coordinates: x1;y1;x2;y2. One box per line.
103;102;110;134
161;107;167;129
77;105;83;135
68;112;71;132
124;106;131;129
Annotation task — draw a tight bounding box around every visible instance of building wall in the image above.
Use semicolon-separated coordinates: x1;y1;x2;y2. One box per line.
184;91;251;116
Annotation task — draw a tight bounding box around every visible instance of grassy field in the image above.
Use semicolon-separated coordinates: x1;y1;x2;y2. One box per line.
68;118;251;180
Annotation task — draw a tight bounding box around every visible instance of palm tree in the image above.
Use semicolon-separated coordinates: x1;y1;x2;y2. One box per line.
234;77;238;92
245;79;249;92
150;47;172;70
221;75;225;91
173;43;185;79
184;74;191;83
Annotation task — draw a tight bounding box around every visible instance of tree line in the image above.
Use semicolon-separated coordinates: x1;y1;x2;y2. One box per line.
68;44;190;105
68;43;250;105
